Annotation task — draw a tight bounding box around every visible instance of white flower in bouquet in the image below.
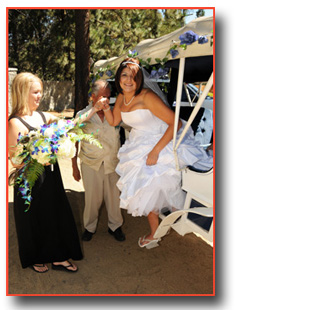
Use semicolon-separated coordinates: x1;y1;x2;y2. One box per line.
11;144;26;165
43;126;55;138
56;137;76;159
34;153;51;165
57;118;67;129
27;130;41;139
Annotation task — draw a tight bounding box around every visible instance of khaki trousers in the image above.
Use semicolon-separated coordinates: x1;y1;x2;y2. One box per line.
81;162;123;233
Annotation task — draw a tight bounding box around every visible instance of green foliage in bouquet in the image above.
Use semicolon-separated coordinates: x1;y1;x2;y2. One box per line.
10;118;102;211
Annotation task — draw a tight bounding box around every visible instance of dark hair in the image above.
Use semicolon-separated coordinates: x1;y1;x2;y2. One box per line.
115;58;143;95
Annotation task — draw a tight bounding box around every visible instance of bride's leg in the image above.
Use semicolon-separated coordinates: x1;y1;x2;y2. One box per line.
146;212;159;240
138;212;160;247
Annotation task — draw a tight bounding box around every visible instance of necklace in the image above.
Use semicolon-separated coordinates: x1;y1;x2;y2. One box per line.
123;95;135;106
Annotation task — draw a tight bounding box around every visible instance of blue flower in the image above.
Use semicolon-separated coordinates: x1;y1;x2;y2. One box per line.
18;185;29;197
128;49;138;57
170;49;179;58
179;31;199;45
31;146;40;155
41;145;50;153
106;70;113;77
40;124;49;135
17;132;23;142
157;67;169;78
198;35;208;44
51;143;60;153
55;128;66;137
149;70;158;79
157;67;165;74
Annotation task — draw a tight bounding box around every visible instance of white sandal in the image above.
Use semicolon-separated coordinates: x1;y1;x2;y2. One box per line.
138;235;160;249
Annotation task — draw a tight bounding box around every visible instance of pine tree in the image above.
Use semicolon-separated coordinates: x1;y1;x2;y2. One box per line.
8;9;75;81
89;9;164;61
8;9;190;82
159;9;191;36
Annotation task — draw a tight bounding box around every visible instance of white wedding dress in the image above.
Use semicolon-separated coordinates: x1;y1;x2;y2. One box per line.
116;109;213;217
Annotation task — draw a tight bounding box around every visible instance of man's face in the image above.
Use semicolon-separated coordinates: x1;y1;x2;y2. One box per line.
92;86;111;105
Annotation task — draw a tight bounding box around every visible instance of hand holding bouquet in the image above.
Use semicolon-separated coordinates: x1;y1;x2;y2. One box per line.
9;118;102;211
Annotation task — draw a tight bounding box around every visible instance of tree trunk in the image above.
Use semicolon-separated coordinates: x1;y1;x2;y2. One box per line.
74;9;90;116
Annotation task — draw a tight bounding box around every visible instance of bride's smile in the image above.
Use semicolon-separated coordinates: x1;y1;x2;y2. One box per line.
120;68;137;93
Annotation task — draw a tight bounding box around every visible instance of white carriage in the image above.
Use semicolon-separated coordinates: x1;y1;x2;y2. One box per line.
94;16;214;246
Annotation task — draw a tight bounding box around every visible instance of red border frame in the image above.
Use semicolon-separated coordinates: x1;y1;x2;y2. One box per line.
6;7;216;297
6;6;9;299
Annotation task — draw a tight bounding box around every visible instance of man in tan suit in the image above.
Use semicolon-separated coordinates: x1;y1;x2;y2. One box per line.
72;80;125;242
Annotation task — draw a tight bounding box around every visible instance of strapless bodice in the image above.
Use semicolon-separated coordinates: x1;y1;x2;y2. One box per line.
121;109;168;134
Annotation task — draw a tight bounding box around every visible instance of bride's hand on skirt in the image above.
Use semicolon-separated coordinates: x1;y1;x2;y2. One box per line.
146;150;159;166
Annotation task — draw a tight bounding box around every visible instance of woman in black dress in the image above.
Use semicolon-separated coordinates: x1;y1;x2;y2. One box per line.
8;72;83;273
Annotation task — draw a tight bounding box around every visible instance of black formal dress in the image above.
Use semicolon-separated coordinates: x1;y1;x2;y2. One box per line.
10;112;83;268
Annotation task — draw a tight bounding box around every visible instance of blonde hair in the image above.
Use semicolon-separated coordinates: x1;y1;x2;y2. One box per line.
10;72;43;118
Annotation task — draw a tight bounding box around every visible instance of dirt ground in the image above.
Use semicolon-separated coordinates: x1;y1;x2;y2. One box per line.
8;155;214;295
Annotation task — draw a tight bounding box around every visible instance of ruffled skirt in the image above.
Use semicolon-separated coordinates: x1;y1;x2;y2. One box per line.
116;125;212;217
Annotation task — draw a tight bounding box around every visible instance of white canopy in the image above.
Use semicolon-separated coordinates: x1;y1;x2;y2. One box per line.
93;16;213;73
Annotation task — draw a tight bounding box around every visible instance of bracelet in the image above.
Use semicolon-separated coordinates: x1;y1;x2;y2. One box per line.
103;106;111;112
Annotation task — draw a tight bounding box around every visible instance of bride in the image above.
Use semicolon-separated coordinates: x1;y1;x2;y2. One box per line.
88;57;212;249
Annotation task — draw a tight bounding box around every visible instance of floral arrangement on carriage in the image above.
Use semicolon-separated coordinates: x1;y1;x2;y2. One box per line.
9;117;102;211
90;29;212;88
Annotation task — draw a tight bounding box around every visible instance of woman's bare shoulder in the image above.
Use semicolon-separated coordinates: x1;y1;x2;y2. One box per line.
8;117;23;127
8;117;28;137
141;88;153;96
142;88;166;107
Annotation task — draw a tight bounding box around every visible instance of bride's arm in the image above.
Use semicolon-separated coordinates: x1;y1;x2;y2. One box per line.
103;95;122;127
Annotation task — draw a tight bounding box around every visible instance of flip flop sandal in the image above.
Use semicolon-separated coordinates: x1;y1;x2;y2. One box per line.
52;261;78;272
30;264;49;273
138;235;160;249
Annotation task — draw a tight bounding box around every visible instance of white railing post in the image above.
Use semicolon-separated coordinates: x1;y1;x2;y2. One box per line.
173;58;186;170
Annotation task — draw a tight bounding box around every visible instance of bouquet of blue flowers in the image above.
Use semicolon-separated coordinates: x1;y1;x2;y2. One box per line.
9;118;102;211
